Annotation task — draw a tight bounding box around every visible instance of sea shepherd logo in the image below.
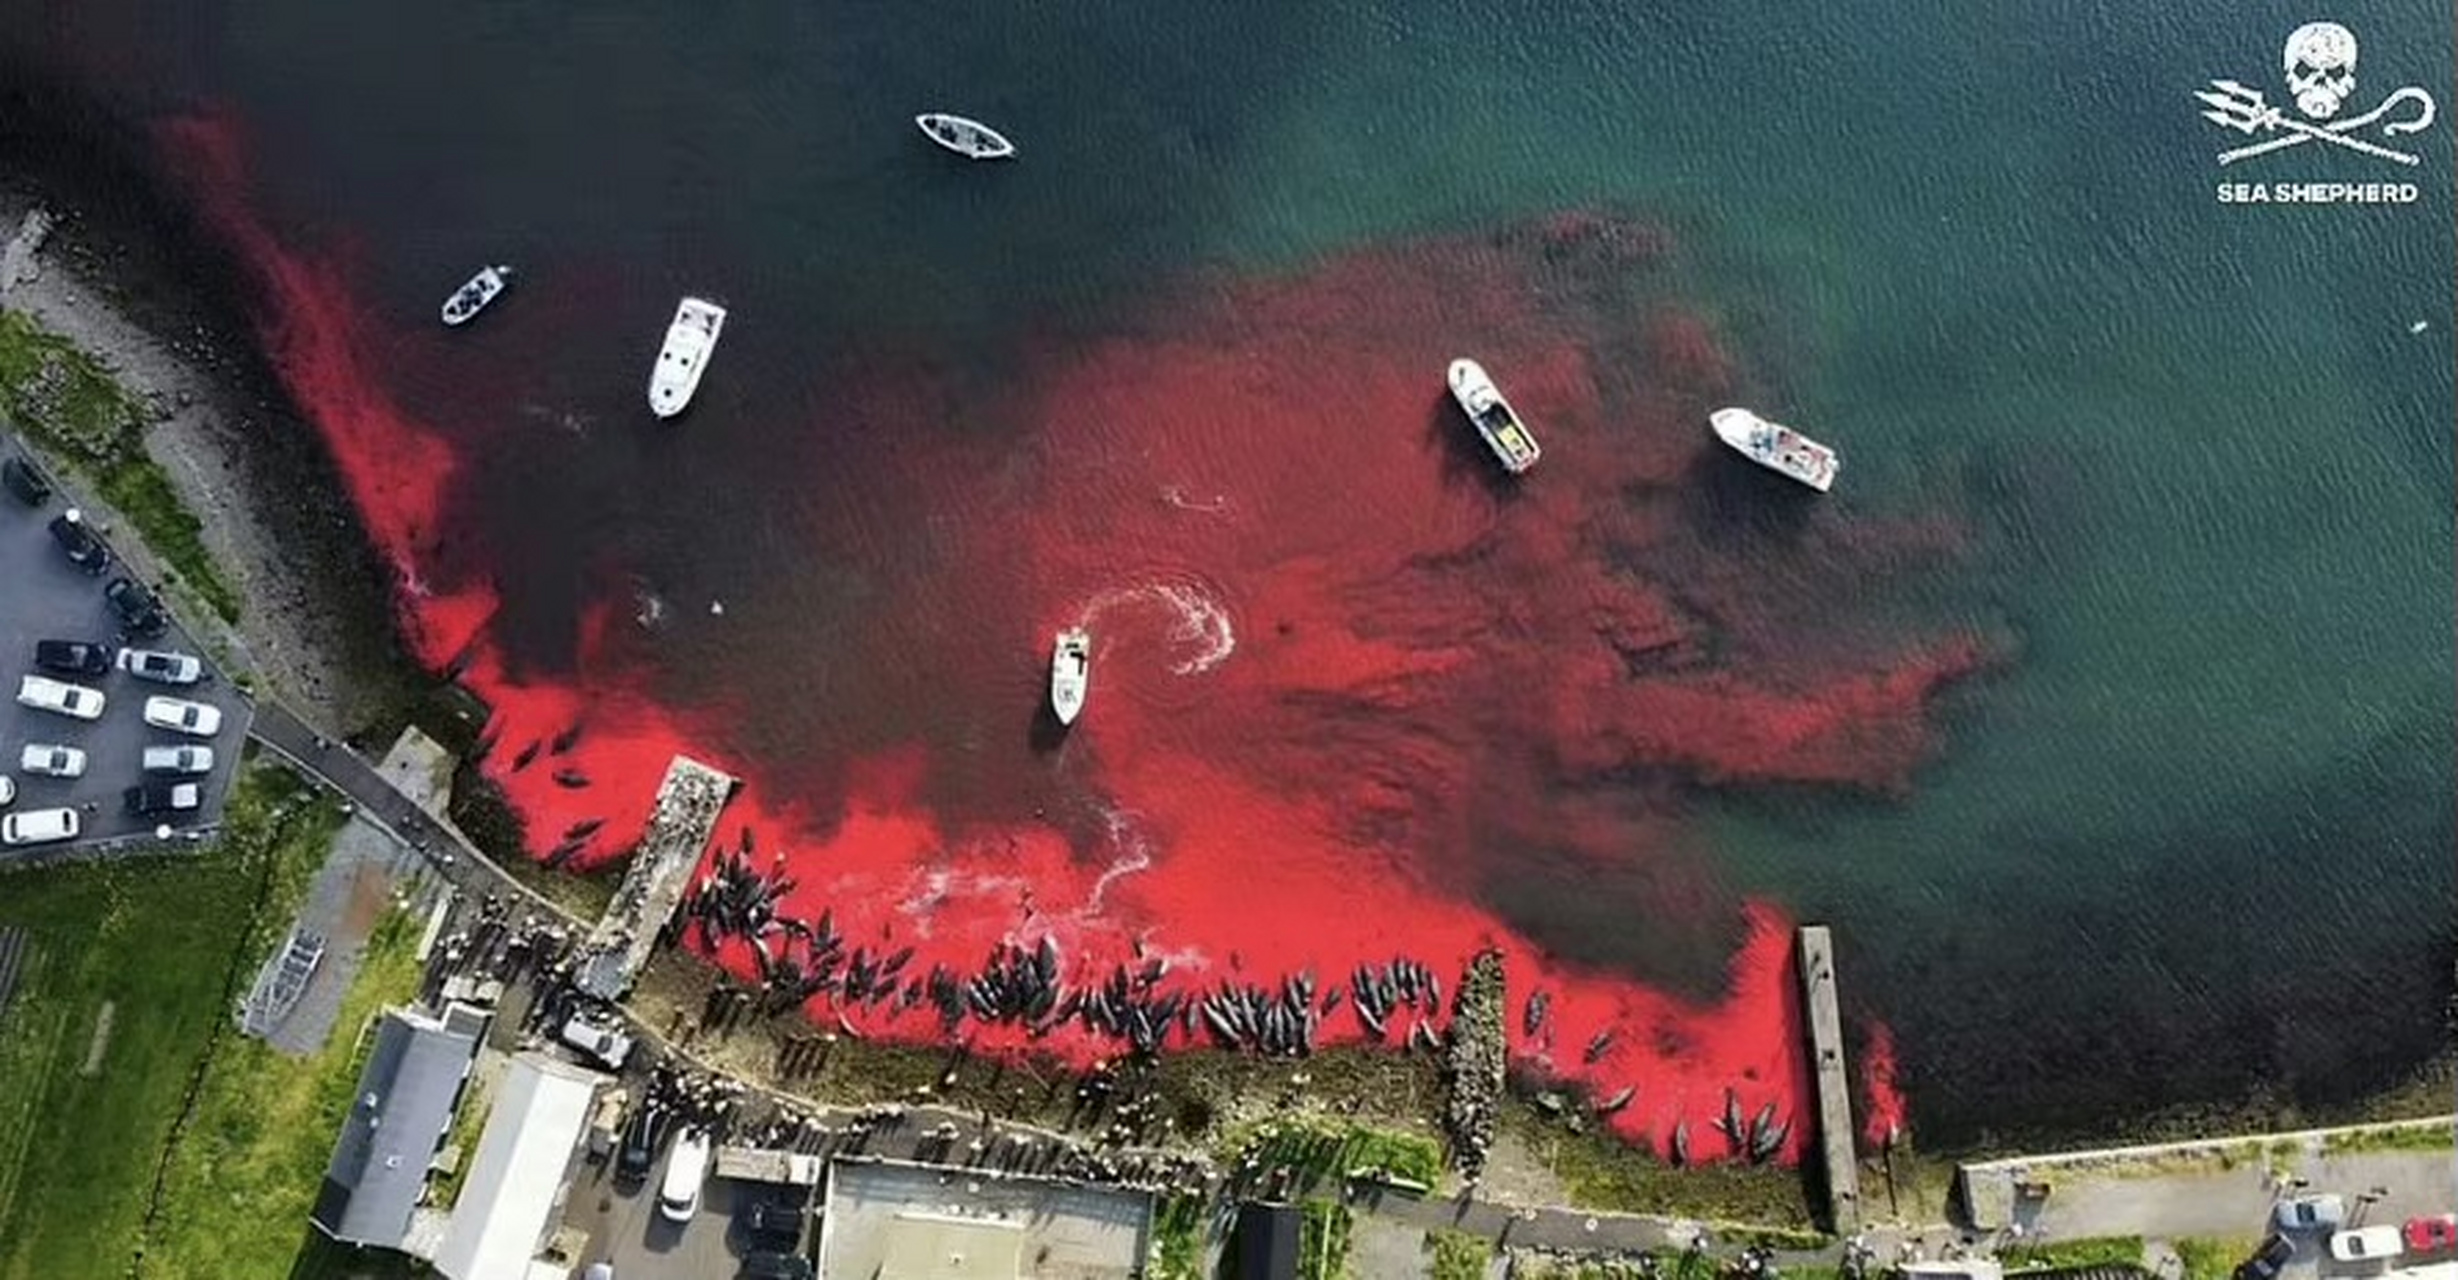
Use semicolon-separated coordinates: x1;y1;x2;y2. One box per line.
2200;22;2436;205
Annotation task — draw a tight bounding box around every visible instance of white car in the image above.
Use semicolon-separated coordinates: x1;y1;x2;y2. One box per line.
1;807;79;846
143;696;222;738
142;745;214;775
2333;1227;2404;1263
0;776;13;806
117;648;203;685
18;744;86;778
658;1126;712;1223
17;675;103;721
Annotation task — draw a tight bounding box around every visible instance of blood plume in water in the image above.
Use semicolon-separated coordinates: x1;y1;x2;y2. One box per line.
162;109;1988;1162
1859;1023;1909;1149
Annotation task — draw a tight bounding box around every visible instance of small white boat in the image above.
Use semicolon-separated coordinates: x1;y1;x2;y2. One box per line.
648;296;727;419
1710;407;1839;492
916;113;1017;161
1049;628;1091;725
1446;358;1541;475
440;265;512;327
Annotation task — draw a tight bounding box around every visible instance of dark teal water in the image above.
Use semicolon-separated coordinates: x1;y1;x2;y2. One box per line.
7;0;2452;1145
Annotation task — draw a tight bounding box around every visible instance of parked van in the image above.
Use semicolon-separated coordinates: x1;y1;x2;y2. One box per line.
2332;1226;2404;1264
658;1126;711;1223
1;807;80;846
559;1012;635;1071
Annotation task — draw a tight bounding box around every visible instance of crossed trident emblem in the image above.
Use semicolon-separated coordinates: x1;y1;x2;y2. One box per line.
2198;80;2438;166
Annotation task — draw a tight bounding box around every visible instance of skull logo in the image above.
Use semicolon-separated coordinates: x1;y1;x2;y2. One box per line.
2283;21;2358;118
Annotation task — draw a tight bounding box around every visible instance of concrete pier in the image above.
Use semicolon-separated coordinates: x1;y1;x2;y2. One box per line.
573;755;739;1000
1798;924;1861;1233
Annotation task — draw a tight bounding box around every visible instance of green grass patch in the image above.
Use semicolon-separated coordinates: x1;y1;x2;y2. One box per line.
0;310;240;622
1504;1103;1814;1227
2003;1236;2146;1273
2321;1121;2455;1155
1219;1115;1442;1194
1721;1226;1831;1251
141;904;424;1278
0;761;355;1280
1298;1199;1353;1280
1151;1195;1210;1280
1426;1228;1494;1280
2173;1238;2251;1280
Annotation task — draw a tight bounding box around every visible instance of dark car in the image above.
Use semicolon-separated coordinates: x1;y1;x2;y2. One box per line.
614;1105;668;1183
33;640;113;678
2;455;52;506
124;782;203;817
2235;1235;2296;1280
48;510;109;574
106;578;167;638
738;1252;814;1280
742;1199;806;1244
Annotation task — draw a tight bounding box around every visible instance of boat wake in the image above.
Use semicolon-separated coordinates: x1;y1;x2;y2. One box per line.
1160;485;1231;515
1081;575;1237;677
894;862;1032;940
1153;583;1235;675
1085;804;1154;911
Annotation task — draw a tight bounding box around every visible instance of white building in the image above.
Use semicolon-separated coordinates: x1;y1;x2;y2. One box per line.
432;1051;605;1280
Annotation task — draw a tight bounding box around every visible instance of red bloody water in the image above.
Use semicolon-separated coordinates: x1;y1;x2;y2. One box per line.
163;111;1952;1161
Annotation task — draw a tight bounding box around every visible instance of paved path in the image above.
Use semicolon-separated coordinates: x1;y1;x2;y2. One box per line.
2023;1150;2450;1240
246;697;563;920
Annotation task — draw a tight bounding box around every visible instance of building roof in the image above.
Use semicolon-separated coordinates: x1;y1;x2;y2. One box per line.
878;1212;1024;1280
309;1003;485;1249
1233;1201;1301;1280
433;1051;604;1280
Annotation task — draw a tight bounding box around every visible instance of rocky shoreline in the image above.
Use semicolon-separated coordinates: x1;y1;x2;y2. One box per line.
0;90;424;737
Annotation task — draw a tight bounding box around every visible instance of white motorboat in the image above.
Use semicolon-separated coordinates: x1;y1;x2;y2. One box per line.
440;265;512;327
1446;358;1541;474
1710;407;1839;492
1049;628;1091;725
648;296;727;419
916;113;1017;160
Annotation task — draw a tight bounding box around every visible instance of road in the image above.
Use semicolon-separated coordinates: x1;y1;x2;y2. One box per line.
246;697;565;917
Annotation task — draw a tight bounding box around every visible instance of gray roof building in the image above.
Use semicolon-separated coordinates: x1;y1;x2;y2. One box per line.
309;1002;488;1249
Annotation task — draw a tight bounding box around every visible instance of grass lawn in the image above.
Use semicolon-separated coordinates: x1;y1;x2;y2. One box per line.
140;905;423;1278
1150;1194;1212;1280
1298;1198;1354;1280
2001;1236;2147;1272
1501;1102;1816;1228
1426;1227;1495;1280
1218;1114;1445;1194
0;759;405;1280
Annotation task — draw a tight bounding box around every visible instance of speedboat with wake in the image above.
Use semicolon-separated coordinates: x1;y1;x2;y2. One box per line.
648;296;727;419
916;113;1017;160
1049;628;1091;725
1446;358;1541;474
440;265;512;327
1709;407;1838;492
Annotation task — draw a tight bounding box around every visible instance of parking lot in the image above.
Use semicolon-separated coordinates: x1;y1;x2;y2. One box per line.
558;1138;816;1279
0;443;247;859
